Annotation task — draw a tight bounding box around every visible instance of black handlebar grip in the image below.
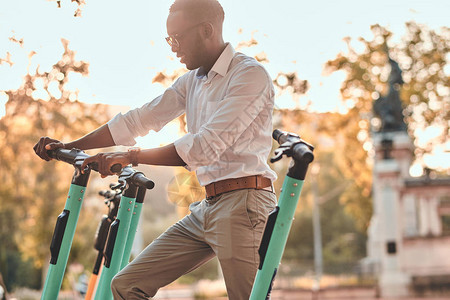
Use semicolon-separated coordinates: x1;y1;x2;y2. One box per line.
89;162;122;174
292;143;314;163
110;164;122;173
132;172;155;190
47;148;78;164
47;149;57;159
272;129;284;144
47;149;122;173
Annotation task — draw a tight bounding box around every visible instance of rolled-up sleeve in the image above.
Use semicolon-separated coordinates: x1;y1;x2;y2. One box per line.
174;65;274;171
107;79;186;146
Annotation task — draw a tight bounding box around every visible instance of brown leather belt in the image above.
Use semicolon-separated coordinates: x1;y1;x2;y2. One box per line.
205;175;272;198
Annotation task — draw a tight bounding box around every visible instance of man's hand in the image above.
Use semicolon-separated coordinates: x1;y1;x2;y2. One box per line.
81;151;131;178
33;137;66;161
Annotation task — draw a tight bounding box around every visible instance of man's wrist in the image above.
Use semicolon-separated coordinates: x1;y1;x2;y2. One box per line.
63;141;75;149
128;147;141;166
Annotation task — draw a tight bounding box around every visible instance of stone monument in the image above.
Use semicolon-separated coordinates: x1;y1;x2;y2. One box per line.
369;53;412;297
366;49;450;297
373;56;407;133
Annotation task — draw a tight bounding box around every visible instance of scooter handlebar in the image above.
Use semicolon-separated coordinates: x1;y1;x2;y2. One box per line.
272;129;314;180
48;149;155;190
131;172;155;190
47;148;81;165
272;129;314;163
116;166;155;190
47;148;122;173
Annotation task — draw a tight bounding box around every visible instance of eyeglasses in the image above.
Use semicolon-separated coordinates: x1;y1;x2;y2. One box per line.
165;22;204;48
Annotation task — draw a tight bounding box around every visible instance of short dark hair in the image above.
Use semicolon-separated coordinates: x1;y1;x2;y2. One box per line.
169;0;225;24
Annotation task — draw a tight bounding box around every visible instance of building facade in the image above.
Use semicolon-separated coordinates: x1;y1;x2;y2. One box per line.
367;131;450;297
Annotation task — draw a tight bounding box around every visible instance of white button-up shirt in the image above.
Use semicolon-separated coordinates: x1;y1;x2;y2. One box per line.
108;43;277;186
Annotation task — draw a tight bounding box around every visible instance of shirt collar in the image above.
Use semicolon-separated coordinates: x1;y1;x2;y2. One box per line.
196;43;235;79
210;43;235;77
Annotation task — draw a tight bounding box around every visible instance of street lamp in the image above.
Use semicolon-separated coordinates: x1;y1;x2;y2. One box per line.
311;163;323;296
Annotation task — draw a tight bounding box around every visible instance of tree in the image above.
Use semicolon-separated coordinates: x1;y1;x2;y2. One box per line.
50;0;85;17
0;38;110;289
274;110;367;274
322;22;449;229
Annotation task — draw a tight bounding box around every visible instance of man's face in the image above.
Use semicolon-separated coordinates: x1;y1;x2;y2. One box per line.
166;11;205;70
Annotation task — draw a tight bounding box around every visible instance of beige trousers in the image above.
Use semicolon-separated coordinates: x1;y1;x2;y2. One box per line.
111;188;277;300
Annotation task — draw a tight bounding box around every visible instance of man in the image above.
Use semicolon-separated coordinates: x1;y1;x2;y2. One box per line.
34;0;277;298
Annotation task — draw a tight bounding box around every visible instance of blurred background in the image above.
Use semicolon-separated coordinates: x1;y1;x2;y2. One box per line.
0;0;449;299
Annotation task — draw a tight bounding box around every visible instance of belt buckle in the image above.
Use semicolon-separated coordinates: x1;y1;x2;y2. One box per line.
205;194;217;205
205;193;214;202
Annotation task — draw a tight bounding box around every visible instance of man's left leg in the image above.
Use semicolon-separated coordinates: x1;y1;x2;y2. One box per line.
206;189;277;300
111;200;216;299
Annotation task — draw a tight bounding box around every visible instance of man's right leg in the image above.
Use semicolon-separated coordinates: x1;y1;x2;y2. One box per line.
111;201;215;299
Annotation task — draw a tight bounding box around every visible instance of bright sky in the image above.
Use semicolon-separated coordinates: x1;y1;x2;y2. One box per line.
1;0;449;107
0;0;449;157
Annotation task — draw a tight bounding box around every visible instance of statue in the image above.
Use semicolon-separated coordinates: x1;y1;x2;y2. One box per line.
373;54;407;132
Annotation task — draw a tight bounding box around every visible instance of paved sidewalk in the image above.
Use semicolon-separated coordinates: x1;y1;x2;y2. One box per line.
11;286;449;299
152;286;450;300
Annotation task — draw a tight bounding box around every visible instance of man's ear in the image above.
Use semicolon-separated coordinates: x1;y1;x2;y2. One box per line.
202;22;214;39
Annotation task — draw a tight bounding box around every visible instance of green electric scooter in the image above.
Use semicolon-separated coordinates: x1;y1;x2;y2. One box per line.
41;149;153;300
250;129;314;300
93;166;153;300
85;188;120;300
86;179;149;300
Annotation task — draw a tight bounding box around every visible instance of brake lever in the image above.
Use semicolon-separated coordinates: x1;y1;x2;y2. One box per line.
110;182;125;191
270;143;292;163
